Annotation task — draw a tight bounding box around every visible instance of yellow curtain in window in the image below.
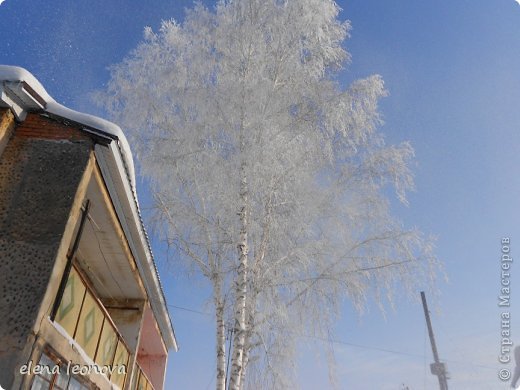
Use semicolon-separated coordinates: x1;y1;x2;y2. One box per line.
75;291;103;360
56;268;86;337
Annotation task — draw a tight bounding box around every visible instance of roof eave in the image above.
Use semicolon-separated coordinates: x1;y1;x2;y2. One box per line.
95;142;178;351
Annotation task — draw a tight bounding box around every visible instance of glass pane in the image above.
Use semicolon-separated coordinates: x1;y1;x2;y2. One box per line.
75;291;103;360
110;340;129;388
36;353;58;381
54;363;70;389
136;369;144;390
30;375;51;390
95;319;117;369
56;268;86;337
67;376;83;390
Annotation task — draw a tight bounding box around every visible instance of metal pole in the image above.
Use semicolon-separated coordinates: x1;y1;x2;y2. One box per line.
421;291;448;390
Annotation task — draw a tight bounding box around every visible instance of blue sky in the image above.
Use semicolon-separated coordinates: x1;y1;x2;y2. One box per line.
1;1;519;389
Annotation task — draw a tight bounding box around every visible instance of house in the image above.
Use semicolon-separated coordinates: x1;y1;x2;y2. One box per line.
0;66;178;390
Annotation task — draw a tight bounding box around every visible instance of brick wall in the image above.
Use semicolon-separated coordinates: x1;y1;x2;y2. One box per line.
15;113;90;141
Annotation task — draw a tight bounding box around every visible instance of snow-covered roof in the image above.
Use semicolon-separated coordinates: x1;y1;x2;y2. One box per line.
0;65;135;186
0;65;177;352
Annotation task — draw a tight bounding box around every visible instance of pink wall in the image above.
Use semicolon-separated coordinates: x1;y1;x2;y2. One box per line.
136;305;168;389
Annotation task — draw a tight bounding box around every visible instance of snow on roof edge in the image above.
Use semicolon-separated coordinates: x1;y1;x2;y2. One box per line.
0;65;135;188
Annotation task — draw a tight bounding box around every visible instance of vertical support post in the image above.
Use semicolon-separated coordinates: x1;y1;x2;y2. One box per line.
421;291;448;390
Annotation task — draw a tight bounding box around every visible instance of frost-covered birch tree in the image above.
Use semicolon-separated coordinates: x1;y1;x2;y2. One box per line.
102;1;439;388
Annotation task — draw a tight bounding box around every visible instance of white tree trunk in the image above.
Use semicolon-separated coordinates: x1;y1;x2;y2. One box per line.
239;326;251;390
229;164;249;390
214;278;226;390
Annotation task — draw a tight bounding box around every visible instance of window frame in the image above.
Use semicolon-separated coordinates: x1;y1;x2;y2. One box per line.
29;348;96;390
52;262;132;387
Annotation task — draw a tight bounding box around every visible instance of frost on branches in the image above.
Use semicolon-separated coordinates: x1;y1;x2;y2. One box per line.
101;1;440;389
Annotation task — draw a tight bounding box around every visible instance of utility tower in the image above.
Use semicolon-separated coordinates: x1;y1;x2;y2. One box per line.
420;291;449;390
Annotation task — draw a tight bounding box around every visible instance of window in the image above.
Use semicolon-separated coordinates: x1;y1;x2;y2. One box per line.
30;351;93;390
56;268;85;337
111;341;130;389
74;291;103;359
131;365;154;390
54;265;130;387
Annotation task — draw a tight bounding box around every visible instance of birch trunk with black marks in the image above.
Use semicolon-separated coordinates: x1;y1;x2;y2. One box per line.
229;161;249;390
214;277;226;390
